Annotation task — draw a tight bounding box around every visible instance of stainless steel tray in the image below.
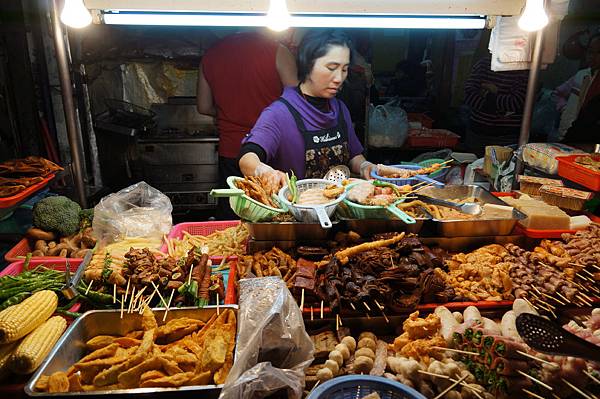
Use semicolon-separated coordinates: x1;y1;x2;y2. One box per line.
418;185;526;237
342;217;428;236
25;306;238;397
246;221;339;241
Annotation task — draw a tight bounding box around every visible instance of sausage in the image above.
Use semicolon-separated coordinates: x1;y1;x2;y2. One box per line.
26;227;55;241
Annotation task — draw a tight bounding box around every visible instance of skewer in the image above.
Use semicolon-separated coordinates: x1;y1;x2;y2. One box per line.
188;266;194;285
584;370;600;385
216;294;220;315
363;302;371;312
335;314;339;331
300;289;305;312
381;310;389;323
310;306;314;321
582;269;595;277
556;292;571;303
374;299;384;310
162;289;175;322
127;286;136;313
350;302;357;311
590;264;600;271
579;291;594;302
552;395;563;399
523;389;546;399
85;279;93;295
120;293;124;319
516;350;559;367
150;281;167;308
432;375;468;399
561;378;595;399
365;312;371;319
320;301;324;319
113;284;117;304
523;297;540;311
124;278;131;303
576;295;593;306
516;370;553;391
430;346;481;356
542;292;565;305
416;370;484;395
337;314;343;326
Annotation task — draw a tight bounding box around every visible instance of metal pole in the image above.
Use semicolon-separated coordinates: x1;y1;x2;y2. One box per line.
50;0;88;207
514;27;545;179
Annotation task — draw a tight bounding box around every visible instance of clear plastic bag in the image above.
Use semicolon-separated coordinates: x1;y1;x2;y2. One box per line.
368;99;409;148
219;277;314;399
92;181;172;243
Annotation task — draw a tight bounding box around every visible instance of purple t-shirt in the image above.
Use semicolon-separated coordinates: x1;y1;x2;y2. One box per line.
242;86;364;179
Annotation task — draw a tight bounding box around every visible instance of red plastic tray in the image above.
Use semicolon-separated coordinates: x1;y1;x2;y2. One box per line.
0;174;55;209
162;220;244;261
407;129;460;149
514;224;576;239
557;154;600;192
224;258;237;305
4;238;84;263
1;259;81;314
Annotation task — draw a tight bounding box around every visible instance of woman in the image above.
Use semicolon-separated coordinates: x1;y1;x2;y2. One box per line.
238;30;374;190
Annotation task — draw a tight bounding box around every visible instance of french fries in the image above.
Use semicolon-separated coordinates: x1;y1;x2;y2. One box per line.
164;224;248;258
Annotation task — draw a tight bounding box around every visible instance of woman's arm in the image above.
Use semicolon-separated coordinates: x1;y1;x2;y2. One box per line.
349;154;375;180
239;152;287;192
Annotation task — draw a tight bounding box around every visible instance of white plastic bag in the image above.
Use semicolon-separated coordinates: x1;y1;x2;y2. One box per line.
92;181;172;243
368;99;409;148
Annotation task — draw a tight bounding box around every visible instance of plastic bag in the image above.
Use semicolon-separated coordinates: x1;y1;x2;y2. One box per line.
219;277;314;399
368;99;408;148
92;181;173;243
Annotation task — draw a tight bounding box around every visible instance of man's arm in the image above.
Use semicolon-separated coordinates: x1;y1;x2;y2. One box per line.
196;64;216;116
276;44;299;87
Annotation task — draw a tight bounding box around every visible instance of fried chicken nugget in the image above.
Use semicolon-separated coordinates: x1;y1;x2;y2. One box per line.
47;371;69;393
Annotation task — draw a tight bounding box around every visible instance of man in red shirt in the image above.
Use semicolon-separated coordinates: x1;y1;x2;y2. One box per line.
197;30;297;219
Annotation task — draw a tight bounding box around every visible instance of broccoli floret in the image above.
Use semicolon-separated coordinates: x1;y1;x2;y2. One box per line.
32;196;81;237
79;208;94;230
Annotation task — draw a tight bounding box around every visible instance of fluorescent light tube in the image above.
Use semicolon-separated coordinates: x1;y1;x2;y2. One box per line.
101;12;486;29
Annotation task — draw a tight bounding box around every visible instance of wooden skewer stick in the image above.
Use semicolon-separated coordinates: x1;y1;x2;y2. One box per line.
216;294;220;315
85;279;93;295
517;370;553;391
561;378;595;399
579;291;594;301
162;289;175;322
432;375;468;399
381;310;390;323
516;350;559;367
430;346;481;356
542;292;565;305
374;299;384;310
582;269;595;277
416;370;484;395
556;292;571;303
576;295;593;306
150;281;167;308
120;293;125;319
320;300;324;319
124;278;131;303
127;286;136;313
310;306;314;321
552;394;563;399
365;312;371;319
363;302;371;312
584;371;600;385
113;284;117;304
350;302;357;311
335;314;339;331
337;314;343;326
300;289;305;312
523;389;546;399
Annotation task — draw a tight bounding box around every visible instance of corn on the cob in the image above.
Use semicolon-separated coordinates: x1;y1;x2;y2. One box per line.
0;290;57;344
9;316;66;374
0;341;18;380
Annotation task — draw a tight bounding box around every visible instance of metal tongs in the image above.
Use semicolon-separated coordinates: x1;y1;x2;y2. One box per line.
61;250;93;300
416;194;482;216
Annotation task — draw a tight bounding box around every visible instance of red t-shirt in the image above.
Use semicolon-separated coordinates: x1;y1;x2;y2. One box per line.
201;32;283;158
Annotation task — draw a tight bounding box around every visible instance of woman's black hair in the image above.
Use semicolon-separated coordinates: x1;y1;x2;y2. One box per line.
297;30;354;83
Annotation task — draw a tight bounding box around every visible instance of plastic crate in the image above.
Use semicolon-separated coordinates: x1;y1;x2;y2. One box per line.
307;375;426;399
407;128;460;149
557;154;600;191
162;221;245;261
4;238;85;263
0;174;55;209
1;259;81;313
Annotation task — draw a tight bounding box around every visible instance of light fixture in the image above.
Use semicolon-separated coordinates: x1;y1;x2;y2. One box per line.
101;12;486;30
60;0;92;28
518;0;548;32
266;0;291;31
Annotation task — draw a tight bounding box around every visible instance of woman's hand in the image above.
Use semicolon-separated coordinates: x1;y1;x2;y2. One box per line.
255;163;287;196
349;155;375;180
359;161;376;180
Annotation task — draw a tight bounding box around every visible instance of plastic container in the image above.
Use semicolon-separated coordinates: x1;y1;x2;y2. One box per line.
522;143;586;175
1;259;82;313
370;164;442;187
557;154;600;191
514;225;576;239
4;238;85;263
307;375;426;399
406;128;460;149
0;174;55;209
161;220;244;261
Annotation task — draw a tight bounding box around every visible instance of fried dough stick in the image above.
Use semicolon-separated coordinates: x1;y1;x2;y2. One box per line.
331;232;405;265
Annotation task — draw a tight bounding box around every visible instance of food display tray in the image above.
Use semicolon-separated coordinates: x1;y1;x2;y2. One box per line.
1;259;82;314
513;225;576;239
25;306;238;397
417;185;526;237
247;221;341;241
0;174;55;209
342;217;429;236
4;237;87;263
557;154;600;191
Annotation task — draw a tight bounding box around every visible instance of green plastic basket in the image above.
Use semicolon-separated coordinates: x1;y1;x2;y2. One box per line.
209;176;288;222
340;182;415;223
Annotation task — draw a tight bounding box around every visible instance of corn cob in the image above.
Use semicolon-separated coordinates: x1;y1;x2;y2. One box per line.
0;341;18;380
0;290;57;344
9;316;66;374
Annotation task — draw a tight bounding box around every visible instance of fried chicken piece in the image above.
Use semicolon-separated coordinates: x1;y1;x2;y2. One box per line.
47;371;69;393
391;332;410;353
403;311;441;340
400;336;446;365
85;335;117;351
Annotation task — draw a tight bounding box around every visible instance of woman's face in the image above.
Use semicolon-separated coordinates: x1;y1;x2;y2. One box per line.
305;45;350;99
